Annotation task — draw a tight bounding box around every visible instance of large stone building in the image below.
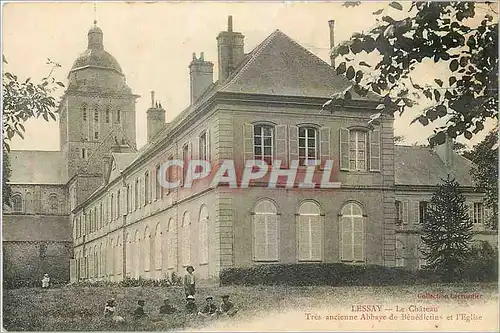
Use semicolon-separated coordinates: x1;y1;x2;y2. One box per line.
3;17;496;285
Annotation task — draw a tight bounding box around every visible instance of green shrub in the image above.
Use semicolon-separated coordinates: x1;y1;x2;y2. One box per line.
462;241;498;282
220;263;441;286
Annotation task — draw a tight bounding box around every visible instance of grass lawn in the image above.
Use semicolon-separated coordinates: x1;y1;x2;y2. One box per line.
2;282;498;331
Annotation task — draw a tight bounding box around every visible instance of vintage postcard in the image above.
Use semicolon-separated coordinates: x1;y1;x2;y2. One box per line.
1;1;498;332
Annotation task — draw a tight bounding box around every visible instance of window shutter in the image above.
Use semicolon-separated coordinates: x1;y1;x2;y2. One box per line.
402;200;409;224
298;216;309;261
288;125;299;164
320;127;331;166
253;214;267;260
267;214;279;260
310;215;322;261
341;216;353;261
340;128;350;170
243;123;254;162
276;125;288;167
413;200;420;224
353;217;364;261
369;129;381;171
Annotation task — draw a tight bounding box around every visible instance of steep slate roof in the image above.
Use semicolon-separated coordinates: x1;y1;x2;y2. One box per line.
220;30;380;100
9;150;67;184
113;153;139;172
131;29;381;173
395;146;475;187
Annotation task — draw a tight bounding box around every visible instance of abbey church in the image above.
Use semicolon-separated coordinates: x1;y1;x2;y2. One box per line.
3;17;496;285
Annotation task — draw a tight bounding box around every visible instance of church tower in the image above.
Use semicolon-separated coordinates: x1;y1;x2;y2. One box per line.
59;21;139;180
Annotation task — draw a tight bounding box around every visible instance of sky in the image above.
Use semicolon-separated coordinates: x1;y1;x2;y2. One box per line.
2;1;496;151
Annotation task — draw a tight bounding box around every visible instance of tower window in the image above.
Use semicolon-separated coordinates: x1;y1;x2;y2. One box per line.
94;105;99;121
116;109;121;123
105;107;110;123
94;132;99;140
81;148;87;159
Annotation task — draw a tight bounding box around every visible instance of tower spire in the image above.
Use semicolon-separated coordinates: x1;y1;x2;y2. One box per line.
93;2;97;26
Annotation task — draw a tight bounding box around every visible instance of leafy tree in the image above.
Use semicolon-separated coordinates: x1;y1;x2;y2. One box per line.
329;2;498;146
421;175;473;282
2;55;64;206
463;128;498;229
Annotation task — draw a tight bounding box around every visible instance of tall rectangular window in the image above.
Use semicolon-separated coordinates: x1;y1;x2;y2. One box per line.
144;171;150;205
419;201;428;224
116;109;121;123
349;131;367;171
134;179;139;210
473;203;484;224
105;107;110;123
199;132;208;161
254;125;274;165
82;105;87;121
298;127;317;166
155;165;161;200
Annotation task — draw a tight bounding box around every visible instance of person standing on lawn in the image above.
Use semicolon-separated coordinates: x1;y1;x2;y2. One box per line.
185;295;198;314
41;273;50;289
183;266;196;297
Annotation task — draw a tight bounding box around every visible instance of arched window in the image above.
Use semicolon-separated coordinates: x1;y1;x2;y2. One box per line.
340;202;365;262
297;201;322;261
25;192;33;213
143;226;151;272
199;206;209;265
115;236;122;277
116;109;121;123
167;218;177;269
395;240;406;268
253;199;279;261
181;212;192;266
49;194;58;214
298;127;318;166
12;193;23;212
93;245;99;278
125;233;131;277
99;243;103;277
108;237;114;276
154;223;162;270
134;230;140;278
254;125;274;164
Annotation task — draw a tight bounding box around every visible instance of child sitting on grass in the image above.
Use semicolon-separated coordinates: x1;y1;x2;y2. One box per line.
159;298;177;314
218;295;238;317
198;296;218;317
185;295;198;314
133;300;146;319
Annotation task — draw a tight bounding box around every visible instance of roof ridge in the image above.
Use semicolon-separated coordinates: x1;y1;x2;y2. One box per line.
219;29;282;92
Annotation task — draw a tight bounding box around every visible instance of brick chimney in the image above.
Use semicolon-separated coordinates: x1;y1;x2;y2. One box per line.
328;20;336;67
435;136;454;169
146;91;166;142
217;16;245;82
189;52;214;104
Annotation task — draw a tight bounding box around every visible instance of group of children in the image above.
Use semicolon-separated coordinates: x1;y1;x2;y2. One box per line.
103;266;238;323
